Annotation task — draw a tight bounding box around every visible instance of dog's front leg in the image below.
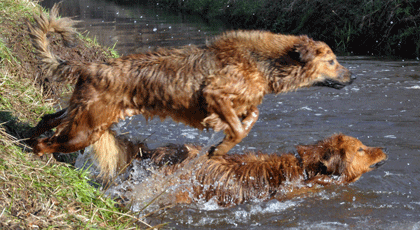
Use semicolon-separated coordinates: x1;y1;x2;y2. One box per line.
242;106;259;133
205;91;259;157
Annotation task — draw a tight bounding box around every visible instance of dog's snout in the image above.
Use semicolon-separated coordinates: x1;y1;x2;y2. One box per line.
347;73;356;84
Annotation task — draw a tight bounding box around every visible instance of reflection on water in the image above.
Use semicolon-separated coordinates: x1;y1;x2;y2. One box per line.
41;1;420;229
41;0;225;55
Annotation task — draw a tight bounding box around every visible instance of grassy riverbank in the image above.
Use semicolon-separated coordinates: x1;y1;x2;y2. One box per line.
0;0;157;228
150;0;420;58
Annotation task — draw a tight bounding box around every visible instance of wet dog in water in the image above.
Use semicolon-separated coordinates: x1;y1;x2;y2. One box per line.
137;134;387;206
28;5;354;178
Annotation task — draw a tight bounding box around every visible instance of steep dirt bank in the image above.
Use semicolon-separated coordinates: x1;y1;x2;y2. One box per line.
0;1;154;228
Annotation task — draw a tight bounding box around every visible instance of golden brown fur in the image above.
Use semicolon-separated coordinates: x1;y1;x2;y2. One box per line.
28;5;354;178
141;134;387;206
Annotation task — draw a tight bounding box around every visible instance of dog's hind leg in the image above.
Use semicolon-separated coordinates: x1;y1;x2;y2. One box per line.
28;108;68;139
33;131;92;156
31;102;120;156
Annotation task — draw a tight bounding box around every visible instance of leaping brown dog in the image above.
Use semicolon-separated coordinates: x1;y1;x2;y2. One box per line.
140;134;387;206
28;6;354;178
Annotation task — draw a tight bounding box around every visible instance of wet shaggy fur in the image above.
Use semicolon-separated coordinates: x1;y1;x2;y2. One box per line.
28;5;354;178
142;134;388;206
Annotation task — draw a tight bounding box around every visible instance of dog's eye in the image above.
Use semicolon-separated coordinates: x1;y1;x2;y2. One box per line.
328;60;335;65
357;147;364;152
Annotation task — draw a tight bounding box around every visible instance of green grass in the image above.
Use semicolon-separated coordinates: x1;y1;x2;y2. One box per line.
0;0;36;21
81;32;120;59
0;131;152;229
0;40;19;66
0;70;55;123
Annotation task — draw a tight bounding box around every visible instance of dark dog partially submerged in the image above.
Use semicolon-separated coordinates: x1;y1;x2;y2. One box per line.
28;6;354;178
139;134;387;206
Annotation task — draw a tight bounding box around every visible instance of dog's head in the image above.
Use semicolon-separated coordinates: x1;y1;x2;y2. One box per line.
292;37;355;89
297;134;388;183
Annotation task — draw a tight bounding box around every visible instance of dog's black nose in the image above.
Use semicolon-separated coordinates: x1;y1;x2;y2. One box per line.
350;74;356;81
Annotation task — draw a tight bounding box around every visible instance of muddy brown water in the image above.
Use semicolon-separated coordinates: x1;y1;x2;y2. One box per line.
42;0;420;229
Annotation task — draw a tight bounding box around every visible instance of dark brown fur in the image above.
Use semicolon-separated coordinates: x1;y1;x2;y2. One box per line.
142;134;387;206
28;5;354;178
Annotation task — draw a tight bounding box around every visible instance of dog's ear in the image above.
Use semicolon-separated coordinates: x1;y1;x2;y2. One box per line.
291;36;318;63
288;49;302;62
320;137;346;175
320;153;346;175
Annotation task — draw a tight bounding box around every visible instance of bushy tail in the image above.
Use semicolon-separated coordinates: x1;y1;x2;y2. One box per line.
28;4;76;81
92;130;144;180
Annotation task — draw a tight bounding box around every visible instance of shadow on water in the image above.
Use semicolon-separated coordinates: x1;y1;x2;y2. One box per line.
41;1;420;229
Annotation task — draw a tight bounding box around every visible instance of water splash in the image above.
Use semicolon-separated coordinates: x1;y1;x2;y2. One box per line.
101;131;225;212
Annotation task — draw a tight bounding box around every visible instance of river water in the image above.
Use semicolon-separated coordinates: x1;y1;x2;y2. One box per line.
41;0;420;229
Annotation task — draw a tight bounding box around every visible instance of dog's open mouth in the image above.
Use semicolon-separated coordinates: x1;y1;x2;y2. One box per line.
370;158;388;169
314;78;354;89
